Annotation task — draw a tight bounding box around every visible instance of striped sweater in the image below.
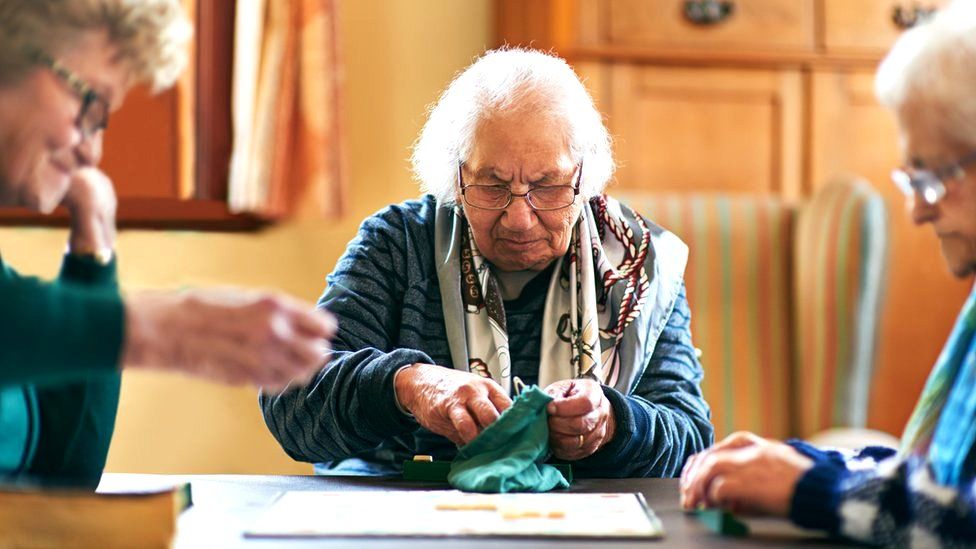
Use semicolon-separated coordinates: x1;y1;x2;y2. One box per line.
260;195;713;477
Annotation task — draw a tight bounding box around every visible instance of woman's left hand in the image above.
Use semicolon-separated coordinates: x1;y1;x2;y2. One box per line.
544;379;616;461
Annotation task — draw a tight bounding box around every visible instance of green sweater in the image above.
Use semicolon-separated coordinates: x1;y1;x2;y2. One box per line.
0;251;124;488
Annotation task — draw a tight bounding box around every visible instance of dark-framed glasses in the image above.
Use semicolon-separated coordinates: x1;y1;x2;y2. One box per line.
31;51;110;139
891;151;976;206
458;159;583;211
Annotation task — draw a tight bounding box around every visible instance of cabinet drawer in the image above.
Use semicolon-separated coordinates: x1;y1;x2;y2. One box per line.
607;65;803;197
822;0;947;53
607;0;815;52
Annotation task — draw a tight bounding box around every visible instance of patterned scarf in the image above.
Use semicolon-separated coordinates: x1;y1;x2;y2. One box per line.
435;195;688;396
900;283;976;486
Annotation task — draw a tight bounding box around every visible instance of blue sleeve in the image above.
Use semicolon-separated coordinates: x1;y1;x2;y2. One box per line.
570;284;714;477
259;207;427;463
788;441;976;546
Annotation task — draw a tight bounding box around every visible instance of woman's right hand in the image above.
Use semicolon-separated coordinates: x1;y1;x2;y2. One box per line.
61;166;117;257
121;289;336;392
394;363;512;446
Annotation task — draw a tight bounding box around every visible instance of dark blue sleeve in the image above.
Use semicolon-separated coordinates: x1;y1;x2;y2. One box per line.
788;440;976;545
570;284;714;478
259;206;428;463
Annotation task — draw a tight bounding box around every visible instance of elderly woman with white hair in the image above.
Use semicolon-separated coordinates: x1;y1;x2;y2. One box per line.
262;48;713;478
680;2;976;545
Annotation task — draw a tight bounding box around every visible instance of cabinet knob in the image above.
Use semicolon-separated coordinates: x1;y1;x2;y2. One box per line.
892;4;938;30
683;0;735;26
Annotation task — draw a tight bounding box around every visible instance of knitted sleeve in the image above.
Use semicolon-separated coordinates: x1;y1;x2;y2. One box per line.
788;440;976;546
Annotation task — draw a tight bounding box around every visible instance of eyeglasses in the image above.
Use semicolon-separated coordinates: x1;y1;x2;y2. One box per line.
458;159;582;211
891;151;976;206
32;51;110;139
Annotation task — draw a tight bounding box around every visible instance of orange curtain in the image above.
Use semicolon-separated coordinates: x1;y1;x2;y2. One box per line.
228;0;344;219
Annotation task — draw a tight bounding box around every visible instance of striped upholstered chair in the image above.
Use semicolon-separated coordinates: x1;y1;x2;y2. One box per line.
617;178;888;440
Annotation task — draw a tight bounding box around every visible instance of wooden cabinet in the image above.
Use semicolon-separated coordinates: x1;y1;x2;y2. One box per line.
609;65;802;197
497;0;974;435
608;0;815;51
822;0;946;53
808;70;895;188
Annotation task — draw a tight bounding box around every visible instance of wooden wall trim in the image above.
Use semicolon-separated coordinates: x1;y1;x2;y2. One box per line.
195;0;235;202
0;198;262;231
563;45;884;69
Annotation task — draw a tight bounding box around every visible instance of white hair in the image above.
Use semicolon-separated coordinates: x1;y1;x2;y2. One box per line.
411;48;614;204
0;0;191;91
875;0;976;148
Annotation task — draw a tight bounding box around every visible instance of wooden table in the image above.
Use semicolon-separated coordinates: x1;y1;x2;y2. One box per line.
100;474;854;548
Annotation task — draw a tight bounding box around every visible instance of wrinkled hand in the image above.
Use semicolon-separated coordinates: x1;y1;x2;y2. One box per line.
61;166;117;255
122;289;337;393
680;431;813;516
544;379;616;461
394;364;512;446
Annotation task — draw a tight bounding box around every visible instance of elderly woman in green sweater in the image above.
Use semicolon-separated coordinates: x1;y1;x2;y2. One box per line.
0;0;334;487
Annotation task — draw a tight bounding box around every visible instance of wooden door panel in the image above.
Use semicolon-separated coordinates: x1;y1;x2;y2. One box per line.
609;65;802;197
608;0;815;51
809;69;973;435
575;61;610;113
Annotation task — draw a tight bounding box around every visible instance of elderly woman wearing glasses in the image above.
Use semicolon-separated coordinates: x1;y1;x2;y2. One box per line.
261;48;713;478
0;0;335;487
680;2;976;545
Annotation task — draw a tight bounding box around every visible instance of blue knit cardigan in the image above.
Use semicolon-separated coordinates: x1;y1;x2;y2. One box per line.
260;195;713;477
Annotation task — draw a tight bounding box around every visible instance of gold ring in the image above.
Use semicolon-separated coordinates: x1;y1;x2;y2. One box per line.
577;434;585;448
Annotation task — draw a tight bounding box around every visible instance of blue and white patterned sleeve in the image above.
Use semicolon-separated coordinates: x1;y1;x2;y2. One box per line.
788;440;976;546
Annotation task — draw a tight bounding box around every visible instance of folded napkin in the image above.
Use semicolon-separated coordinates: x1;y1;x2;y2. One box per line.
448;385;570;493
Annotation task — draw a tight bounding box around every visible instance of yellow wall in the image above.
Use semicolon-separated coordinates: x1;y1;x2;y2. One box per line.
0;1;491;474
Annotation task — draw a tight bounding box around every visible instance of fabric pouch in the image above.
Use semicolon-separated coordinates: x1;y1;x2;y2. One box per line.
448;385;570;493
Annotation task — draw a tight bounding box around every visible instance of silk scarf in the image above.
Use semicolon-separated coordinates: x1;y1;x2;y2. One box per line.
435;195;688;396
901;283;976;486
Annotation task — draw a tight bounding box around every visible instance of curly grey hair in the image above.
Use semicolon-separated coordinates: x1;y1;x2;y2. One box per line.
411;48;615;204
875;0;976;148
0;0;191;92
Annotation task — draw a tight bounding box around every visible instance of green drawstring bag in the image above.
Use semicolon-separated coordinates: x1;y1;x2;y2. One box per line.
448;385;570;493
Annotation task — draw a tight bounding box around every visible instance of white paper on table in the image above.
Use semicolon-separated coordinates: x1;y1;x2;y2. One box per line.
245;490;664;539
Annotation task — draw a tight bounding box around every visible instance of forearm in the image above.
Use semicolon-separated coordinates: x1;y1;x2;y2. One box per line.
572;285;712;477
570;386;712;478
259;346;429;463
261;201;434;462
